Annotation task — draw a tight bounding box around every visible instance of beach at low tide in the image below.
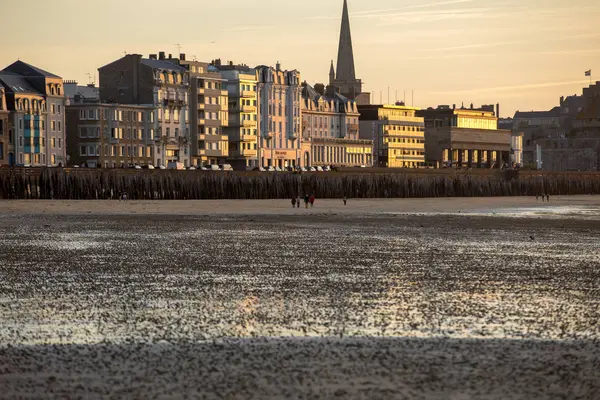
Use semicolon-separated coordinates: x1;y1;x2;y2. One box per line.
0;197;599;398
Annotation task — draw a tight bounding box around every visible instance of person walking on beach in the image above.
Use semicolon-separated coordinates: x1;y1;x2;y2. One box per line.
309;193;315;208
291;197;296;208
546;194;550;202
297;195;301;208
304;194;309;209
343;196;347;206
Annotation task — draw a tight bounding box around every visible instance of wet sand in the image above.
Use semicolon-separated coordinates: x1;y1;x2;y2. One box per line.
0;200;599;398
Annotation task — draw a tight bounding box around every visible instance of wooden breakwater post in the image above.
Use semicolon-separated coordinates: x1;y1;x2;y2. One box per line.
1;168;600;200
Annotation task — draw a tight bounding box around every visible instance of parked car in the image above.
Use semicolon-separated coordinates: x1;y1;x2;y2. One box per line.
267;166;276;172
167;162;185;170
316;166;324;172
158;165;167;170
219;163;234;171
134;165;142;170
188;166;196;171
309;167;316;172
207;164;221;171
141;164;155;170
252;167;267;172
323;166;331;171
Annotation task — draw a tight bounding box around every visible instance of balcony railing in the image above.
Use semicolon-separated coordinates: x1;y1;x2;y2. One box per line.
241;90;256;98
242;105;257;113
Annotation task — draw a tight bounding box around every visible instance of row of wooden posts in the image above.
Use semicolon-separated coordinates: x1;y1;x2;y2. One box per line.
1;168;600;200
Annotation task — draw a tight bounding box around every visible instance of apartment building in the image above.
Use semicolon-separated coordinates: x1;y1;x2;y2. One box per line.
0;87;8;165
172;56;229;166
66;101;155;168
359;104;425;168
256;63;305;168
301;83;371;167
99;53;190;167
0;61;66;166
215;61;259;169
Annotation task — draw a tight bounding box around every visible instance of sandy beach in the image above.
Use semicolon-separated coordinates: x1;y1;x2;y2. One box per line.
1;197;599;398
1;195;600;216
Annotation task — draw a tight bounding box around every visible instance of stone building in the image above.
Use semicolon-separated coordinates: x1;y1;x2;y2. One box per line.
328;0;370;105
536;82;600;171
417;104;511;168
359;104;423;168
301;83;371;167
0;61;66;166
513;107;562;167
99;53;190;167
0;86;8;165
66;102;155;168
256;63;305;169
214;62;259;170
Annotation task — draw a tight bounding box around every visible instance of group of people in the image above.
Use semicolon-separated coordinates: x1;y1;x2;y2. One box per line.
536;194;550;202
291;194;316;208
291;194;349;208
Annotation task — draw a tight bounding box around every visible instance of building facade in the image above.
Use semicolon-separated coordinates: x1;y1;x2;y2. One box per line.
417;105;511;168
257;64;305;168
301;83;371;167
328;0;370;104
0;61;66;166
216;62;259;169
171;56;230;166
66;102;155;168
99;53;190;167
359;104;424;168
0;87;9;165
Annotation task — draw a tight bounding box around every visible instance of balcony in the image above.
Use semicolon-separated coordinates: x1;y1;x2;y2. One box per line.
163;96;186;106
242;105;256;113
197;119;206;125
241;90;256;98
220;90;228;96
198;149;226;157
242;134;256;142
241;149;257;157
197;88;205;95
198;104;205;110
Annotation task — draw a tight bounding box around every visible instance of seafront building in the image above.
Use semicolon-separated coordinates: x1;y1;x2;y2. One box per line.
358;104;424;168
213;61;259;169
0;61;67;166
66;99;155;168
417;104;512;168
256;63;306;169
0;86;9;165
98;53;190;167
170;56;230;166
301;82;371;167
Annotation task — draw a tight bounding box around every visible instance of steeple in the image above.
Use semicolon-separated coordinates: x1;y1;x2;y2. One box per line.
329;60;335;84
336;0;356;83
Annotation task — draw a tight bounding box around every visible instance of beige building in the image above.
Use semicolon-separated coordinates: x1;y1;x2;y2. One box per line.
257;63;305;168
301;83;371;167
417;105;512;168
359;104;425;168
0;86;8;165
215;62;259;169
170;57;229;166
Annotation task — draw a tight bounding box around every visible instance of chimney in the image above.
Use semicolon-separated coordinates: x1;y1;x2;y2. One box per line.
159;52;165;60
229;61;233;66
470;103;473;109
314;83;325;96
452;104;456;110
168;53;172;59
214;58;222;66
180;53;186;61
496;103;500;118
149;54;157;60
276;61;281;71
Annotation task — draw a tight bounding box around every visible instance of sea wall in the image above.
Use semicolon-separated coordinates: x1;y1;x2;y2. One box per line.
1;168;599;200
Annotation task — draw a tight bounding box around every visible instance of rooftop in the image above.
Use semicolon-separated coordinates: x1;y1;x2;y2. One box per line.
2;60;61;79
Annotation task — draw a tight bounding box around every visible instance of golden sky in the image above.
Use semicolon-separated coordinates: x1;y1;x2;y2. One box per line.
2;0;598;116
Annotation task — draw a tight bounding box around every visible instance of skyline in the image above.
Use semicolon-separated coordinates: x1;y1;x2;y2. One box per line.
2;0;598;117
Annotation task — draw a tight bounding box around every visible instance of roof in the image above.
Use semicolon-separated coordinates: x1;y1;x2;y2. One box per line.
514;107;561;119
2;60;61;79
0;73;43;95
301;84;321;102
141;58;187;72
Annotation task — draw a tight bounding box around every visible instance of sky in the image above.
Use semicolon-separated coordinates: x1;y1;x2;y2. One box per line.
2;0;599;117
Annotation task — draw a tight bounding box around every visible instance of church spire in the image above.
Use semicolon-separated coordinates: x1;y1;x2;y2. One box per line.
329;60;335;84
336;0;356;83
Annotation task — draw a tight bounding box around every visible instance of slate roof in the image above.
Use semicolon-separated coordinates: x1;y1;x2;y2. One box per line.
141;58;187;72
2;60;61;79
0;73;42;95
514;107;561;119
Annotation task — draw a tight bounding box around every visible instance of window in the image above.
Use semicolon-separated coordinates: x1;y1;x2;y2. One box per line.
58;105;62;114
51;121;56;131
52;154;56;165
58;121;62;132
89;145;96;155
80;146;87;155
175;128;179;137
19;119;23;130
0;143;3;159
120;146;125;156
52;104;56;114
58;138;62;148
19;136;23;147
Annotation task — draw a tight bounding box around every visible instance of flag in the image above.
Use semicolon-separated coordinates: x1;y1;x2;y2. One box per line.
585;70;591;77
